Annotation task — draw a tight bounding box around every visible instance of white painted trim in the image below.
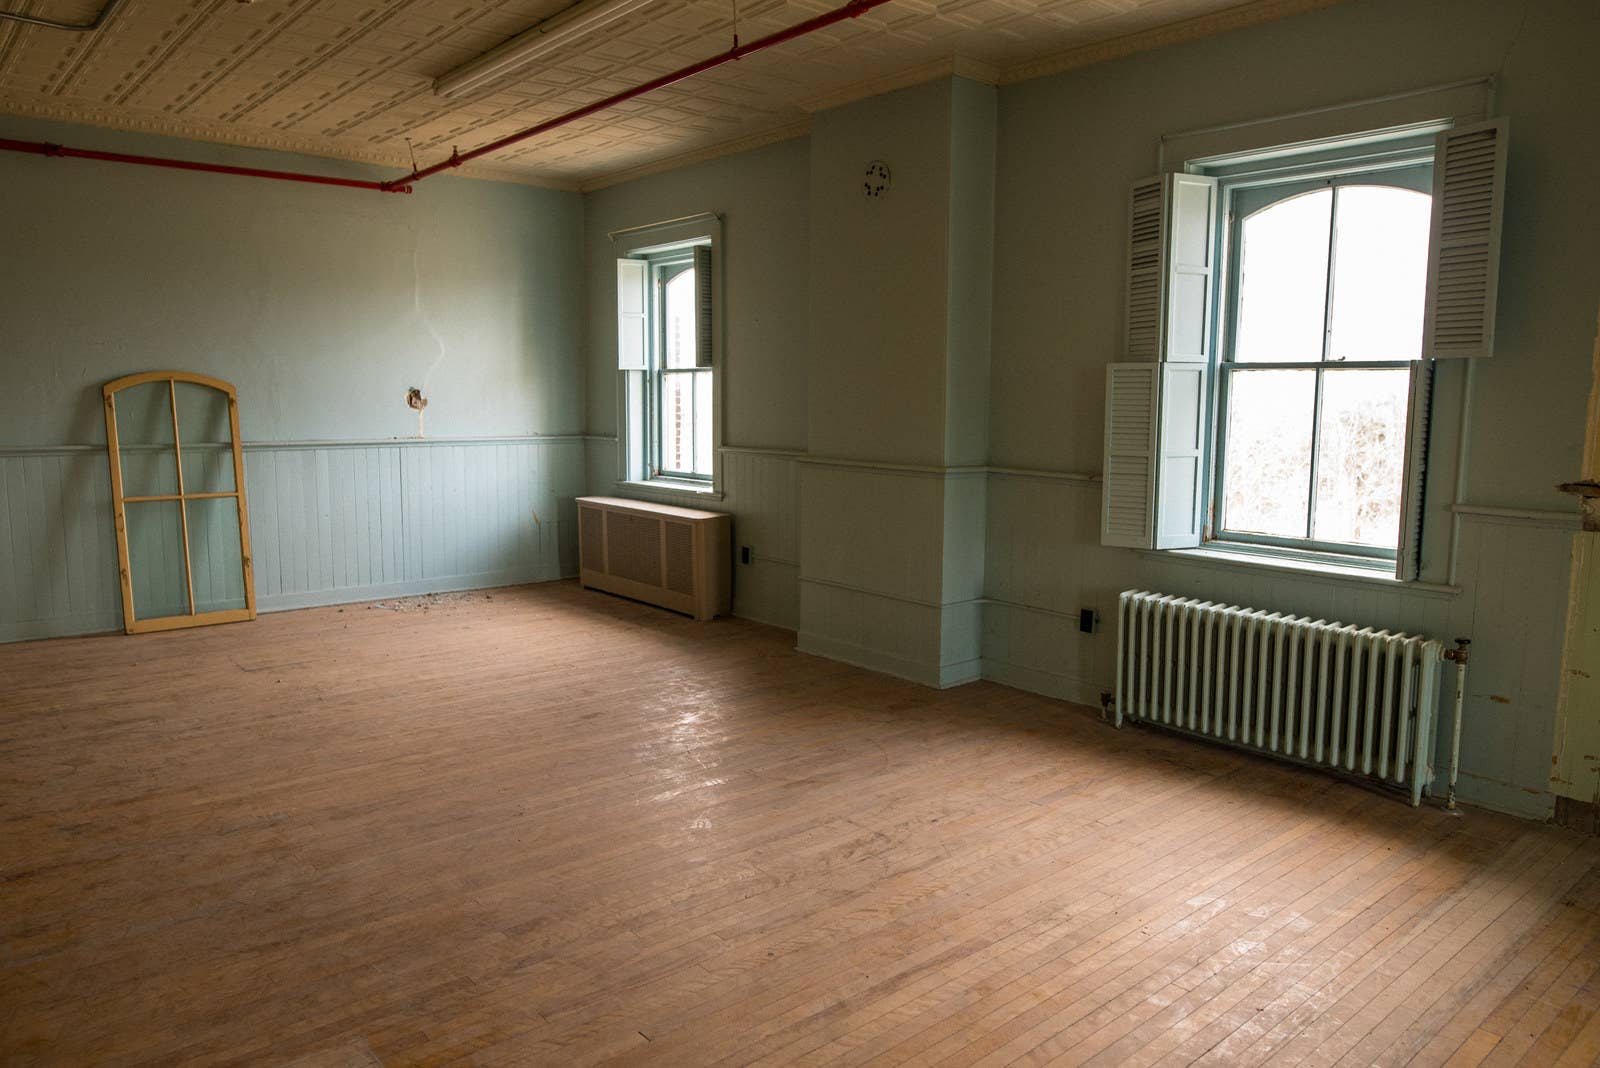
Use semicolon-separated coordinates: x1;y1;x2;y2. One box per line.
581;122;812;194
796;631;944;689
613;479;725;503
1451;503;1579;527
1154;546;1463;596
0;611;123;644
980;657;1106;709
0;435;588;457
798;456;990;478
1000;0;1350;86
797;55;1000;114
800;575;983;612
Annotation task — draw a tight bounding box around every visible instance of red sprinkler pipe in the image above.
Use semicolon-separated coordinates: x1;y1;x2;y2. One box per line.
385;0;895;191
0;0;891;195
0;137;407;193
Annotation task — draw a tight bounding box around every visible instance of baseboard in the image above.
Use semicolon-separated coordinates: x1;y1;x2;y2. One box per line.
980;658;1104;709
0;611;122;644
1554;795;1600;835
258;567;572;613
796;631;944;688
940;657;984;688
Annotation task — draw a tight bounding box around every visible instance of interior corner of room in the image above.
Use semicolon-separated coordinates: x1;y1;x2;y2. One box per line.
4;0;1600;1061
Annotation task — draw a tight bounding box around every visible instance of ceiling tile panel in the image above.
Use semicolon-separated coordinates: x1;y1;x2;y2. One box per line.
0;0;1342;185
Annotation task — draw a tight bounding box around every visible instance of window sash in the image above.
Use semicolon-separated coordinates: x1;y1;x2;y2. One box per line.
1209;162;1431;559
644;254;710;482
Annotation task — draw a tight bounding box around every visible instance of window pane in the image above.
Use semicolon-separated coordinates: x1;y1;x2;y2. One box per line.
1328;186;1432;362
1234;189;1331;363
125;500;189;620
186;497;248;613
115;381;178;498
174;381;236;494
1222;369;1315;538
1312;368;1409;548
659;373;693;474
663;268;697;370
694;371;713;477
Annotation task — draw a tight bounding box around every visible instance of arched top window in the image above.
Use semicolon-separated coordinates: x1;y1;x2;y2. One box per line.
103;371;255;633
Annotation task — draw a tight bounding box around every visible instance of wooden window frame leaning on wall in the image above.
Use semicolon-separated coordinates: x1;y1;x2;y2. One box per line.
1101;109;1509;584
103;371;257;634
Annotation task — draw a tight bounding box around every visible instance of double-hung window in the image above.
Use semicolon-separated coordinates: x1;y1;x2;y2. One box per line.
1215;162;1434;561
1101;119;1510;580
644;250;712;481
616;233;716;491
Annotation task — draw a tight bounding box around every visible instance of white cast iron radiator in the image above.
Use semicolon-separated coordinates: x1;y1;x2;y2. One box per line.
1115;590;1444;805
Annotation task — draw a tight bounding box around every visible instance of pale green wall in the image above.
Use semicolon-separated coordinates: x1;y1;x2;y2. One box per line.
582;137;811;451
807;80;953;467
1;117;583;446
982;0;1600;818
945;78;997;469
0;117;586;638
989;0;1598;502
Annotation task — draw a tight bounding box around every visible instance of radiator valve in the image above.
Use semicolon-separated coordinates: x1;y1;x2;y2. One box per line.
1443;638;1471;665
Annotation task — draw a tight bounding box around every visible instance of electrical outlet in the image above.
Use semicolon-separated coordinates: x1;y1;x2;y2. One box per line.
1079;608;1098;634
740;546;752;565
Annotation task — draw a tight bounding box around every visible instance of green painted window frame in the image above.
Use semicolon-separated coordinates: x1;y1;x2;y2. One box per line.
1207;153;1435;564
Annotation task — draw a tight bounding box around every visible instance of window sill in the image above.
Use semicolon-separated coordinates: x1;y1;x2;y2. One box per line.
1151;544;1461;595
616;479;723;503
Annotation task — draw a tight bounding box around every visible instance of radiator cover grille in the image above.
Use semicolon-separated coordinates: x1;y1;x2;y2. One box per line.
576;497;730;621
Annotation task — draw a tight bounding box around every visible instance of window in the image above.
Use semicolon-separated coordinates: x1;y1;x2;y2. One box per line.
1101;119;1510;582
644;251;712;481
615;222;717;493
1215;167;1433;560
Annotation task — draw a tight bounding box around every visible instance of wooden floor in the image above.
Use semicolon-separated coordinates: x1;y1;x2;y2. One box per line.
3;582;1600;1067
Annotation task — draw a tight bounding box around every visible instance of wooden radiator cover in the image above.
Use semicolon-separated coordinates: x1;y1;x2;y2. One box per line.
576;496;731;620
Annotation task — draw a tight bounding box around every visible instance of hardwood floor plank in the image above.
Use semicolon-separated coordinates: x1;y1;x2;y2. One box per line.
2;581;1596;1067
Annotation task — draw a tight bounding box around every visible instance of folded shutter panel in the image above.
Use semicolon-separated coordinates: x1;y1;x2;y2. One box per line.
617;258;648;371
1164;174;1218;365
1394;361;1435;581
1125;178;1164;361
1422;119;1509;359
1102;363;1159;548
693;245;713;368
1155;363;1208;549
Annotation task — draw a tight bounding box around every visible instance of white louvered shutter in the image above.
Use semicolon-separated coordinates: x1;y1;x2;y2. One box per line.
1394;361;1435;581
617;258;648;371
1102;364;1159;548
1152;174;1216;549
1106;174;1217;549
1124;178;1164;361
1156;364;1208;548
1422;119;1509;359
1163;174;1218;364
693;245;714;368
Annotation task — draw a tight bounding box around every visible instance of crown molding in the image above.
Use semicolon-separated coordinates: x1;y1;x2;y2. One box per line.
797;54;1001;115
0;96;582;192
998;0;1352;85
578;119;812;193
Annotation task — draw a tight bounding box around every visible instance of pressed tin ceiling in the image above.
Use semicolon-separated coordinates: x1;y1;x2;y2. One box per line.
0;0;1345;189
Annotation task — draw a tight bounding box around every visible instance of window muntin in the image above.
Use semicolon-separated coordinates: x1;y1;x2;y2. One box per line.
1213;164;1431;558
645;252;712;481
